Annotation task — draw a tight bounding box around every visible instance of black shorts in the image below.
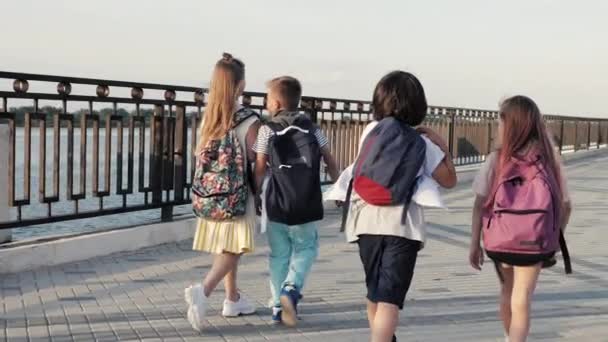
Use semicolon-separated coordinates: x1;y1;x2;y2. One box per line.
357;234;421;309
487;251;555;267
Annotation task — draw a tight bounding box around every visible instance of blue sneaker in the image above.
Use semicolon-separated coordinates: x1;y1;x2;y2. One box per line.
279;285;300;327
271;306;282;324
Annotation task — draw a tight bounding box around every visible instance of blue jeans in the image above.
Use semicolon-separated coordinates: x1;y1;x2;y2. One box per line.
267;221;319;307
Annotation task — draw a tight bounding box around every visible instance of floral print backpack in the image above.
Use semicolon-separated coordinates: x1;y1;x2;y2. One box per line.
192;108;258;220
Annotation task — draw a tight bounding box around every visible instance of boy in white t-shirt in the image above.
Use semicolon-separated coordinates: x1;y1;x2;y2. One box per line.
343;71;457;342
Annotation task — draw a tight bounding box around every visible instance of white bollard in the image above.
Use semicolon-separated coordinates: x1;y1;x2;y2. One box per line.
0;123;11;243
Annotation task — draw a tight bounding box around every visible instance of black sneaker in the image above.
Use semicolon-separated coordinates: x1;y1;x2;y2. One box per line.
279;285;301;327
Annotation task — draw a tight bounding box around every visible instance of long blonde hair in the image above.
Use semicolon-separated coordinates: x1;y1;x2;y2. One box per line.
196;53;245;153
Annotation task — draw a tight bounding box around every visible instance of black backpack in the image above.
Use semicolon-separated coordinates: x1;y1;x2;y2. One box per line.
341;117;426;231
265;113;323;225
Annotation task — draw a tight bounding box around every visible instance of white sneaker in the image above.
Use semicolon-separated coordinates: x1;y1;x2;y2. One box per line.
222;293;256;317
184;284;207;332
185;285;193;306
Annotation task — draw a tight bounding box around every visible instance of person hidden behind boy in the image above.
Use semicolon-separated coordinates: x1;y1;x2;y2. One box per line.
254;76;339;327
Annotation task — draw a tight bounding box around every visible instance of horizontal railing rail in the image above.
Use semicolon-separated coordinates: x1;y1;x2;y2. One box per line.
0;71;607;229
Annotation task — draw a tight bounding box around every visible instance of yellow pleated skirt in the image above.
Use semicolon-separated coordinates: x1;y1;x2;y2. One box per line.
192;216;255;254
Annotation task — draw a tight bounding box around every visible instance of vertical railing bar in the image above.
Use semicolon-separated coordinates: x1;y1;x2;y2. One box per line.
6;109;16;209
487;119;493;158
91;101;100;209
104;104;113;196
600;121;604;148
191;106;200;187
174;105;186;203
24;112;31;205
587;120;592;150
38;108;47;212
77;107;87;213
115;102;126;207
151;105;163;206
448;108;455;156
559;119;565;154
64;100;74;204
134;103;146;199
128;113;134;193
573;120;579;151
52;111;60;200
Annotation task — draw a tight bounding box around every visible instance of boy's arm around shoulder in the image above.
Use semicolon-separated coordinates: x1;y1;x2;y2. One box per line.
416;127;457;189
432;154;457;189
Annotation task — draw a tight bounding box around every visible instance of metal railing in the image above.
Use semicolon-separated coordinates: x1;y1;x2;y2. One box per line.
1;71;607;229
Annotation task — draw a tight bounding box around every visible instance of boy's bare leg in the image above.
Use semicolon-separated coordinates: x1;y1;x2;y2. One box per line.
367;300;378;331
371;302;399;342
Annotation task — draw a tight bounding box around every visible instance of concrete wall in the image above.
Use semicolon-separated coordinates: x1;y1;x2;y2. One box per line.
0;124;11;243
0;218;196;274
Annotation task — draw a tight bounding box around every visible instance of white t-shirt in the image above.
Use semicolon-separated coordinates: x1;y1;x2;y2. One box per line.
344;123;446;248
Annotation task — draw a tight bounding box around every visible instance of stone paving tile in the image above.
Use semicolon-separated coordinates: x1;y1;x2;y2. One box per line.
1;154;608;341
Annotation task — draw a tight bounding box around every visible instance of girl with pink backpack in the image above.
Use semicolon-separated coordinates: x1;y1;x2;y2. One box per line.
470;96;572;342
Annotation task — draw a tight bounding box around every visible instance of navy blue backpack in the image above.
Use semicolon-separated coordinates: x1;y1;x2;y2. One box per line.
265;114;324;225
341;117;426;231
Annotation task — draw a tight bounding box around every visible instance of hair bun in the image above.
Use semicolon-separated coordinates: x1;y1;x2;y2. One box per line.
222;52;233;61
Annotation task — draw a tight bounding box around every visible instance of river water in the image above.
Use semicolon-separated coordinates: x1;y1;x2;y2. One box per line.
7;128;194;241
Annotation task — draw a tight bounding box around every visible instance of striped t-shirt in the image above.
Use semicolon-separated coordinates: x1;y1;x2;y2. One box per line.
253;124;329;155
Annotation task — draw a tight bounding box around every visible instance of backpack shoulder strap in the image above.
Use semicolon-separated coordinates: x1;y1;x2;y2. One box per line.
559;231;572;274
233;107;260;128
340;179;354;232
265;120;284;133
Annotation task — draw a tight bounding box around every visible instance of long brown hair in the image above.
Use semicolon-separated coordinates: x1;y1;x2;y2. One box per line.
486;95;564;206
195;53;245;153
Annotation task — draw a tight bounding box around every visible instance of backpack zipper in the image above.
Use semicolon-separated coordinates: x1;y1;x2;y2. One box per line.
490;208;555;231
494;209;547;215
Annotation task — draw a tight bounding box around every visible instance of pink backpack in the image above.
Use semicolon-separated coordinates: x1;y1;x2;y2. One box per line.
483;153;571;272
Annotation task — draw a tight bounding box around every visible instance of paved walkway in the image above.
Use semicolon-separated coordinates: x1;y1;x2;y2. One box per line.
2;152;608;342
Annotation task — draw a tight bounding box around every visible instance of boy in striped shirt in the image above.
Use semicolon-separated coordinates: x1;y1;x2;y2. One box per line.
254;76;339;326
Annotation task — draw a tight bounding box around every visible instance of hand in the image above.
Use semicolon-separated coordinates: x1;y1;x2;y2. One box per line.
469;244;484;271
416;126;449;153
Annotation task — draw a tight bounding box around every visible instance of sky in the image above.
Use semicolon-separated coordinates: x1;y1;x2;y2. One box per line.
2;0;607;117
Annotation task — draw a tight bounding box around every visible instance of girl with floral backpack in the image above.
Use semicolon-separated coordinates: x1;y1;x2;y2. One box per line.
185;53;261;332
